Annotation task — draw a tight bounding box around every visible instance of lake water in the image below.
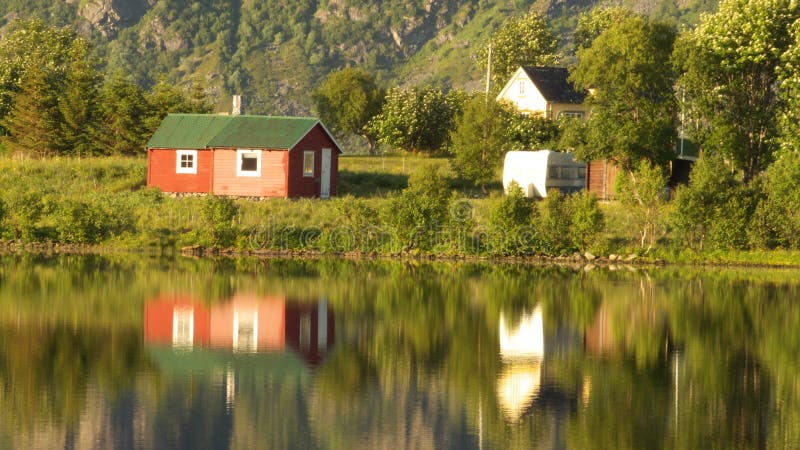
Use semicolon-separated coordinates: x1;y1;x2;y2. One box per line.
0;254;798;449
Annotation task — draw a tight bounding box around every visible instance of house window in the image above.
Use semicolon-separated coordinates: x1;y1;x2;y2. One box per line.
176;150;197;174
236;149;261;177
518;80;526;97
548;166;561;179
303;151;315;177
558;111;585;120
172;307;194;349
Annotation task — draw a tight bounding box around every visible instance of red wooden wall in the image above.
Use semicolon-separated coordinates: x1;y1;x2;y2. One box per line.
147;149;213;193
586;159;620;200
287;124;340;198
211;149;289;197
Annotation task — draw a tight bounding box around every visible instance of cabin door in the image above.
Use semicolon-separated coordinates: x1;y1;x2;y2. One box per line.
320;148;332;199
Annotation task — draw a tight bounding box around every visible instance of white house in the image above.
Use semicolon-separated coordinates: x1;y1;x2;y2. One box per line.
502;150;586;198
496;66;587;119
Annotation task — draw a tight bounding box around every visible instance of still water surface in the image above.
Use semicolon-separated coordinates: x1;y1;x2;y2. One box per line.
0;254;798;449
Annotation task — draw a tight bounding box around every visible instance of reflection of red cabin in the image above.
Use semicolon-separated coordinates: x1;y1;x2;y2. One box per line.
584;305;616;355
144;293;334;366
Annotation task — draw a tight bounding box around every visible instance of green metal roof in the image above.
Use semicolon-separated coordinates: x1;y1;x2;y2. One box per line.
146;114;323;150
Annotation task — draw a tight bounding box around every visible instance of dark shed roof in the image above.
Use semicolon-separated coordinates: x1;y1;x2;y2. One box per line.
147;114;339;150
521;67;587;104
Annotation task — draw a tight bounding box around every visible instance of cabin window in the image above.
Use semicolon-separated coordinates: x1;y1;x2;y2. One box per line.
175;150;197;174
236;149;262;177
303;151;315;177
578;167;587;179
518;80;526;97
558;111;585;120
548;166;560;179
172;307;194;349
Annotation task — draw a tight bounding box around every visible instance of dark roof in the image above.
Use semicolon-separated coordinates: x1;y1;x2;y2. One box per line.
147;114;340;150
521;66;586;104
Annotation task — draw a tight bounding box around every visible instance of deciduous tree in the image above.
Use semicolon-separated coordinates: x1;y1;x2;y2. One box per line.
567;15;677;172
367;86;462;154
450;96;508;188
476;11;558;88
676;0;800;182
313;67;384;154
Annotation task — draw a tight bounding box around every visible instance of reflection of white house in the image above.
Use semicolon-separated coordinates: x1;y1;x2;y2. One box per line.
497;305;545;421
503;150;586;198
496;66;587;119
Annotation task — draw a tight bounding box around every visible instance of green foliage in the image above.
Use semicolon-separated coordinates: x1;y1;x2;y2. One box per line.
539;189;573;255
672;153;740;250
55;200;108;244
201;195;240;247
615;160;668;248
501;102;559;150
367;86;463;154
312;68;384;154
568;190;604;252
750;150;800;249
387;165;453;251
676;0;800;182
449;95;508;187
569;15;677;171
476;11;558;87
573;7;637;52
486;182;536;255
1;189;46;242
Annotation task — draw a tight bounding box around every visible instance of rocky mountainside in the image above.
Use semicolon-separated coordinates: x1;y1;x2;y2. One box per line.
0;0;717;114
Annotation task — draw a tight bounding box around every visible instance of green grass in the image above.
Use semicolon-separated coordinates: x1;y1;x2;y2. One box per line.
0;155;798;266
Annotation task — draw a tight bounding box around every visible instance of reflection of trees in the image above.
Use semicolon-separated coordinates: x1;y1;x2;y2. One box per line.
0;324;151;447
1;255;800;448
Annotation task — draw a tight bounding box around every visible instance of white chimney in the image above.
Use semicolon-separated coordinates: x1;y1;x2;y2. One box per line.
232;95;242;115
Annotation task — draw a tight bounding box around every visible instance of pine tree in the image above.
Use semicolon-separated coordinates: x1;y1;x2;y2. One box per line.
1;66;63;158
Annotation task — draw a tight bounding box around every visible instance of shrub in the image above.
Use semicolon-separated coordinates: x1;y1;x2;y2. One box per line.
539;189;573;254
55;200;108;244
568;190;604;252
486;183;537;255
386;165;453;251
201;195;240;247
2;189;45;242
750;150;800;249
615;160;668;248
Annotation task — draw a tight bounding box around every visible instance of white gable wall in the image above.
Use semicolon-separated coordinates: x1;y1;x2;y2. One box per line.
496;68;549;116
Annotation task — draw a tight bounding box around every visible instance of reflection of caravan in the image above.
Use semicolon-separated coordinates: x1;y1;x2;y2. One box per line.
502;150;586;198
497;306;545;421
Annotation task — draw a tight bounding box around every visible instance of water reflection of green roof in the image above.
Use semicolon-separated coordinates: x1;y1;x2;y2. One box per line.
147;346;309;377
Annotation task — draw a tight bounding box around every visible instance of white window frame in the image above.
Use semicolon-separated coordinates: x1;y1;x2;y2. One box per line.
303;150;315;177
176;150;198;174
518;80;526;97
236;149;262;177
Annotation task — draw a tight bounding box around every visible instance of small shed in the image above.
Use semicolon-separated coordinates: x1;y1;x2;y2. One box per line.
502;150;586;198
146;114;342;198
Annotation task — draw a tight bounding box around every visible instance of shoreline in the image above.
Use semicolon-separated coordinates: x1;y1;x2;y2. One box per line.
2;240;800;270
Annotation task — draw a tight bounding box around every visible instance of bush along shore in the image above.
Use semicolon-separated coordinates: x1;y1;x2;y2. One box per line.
4;156;800;267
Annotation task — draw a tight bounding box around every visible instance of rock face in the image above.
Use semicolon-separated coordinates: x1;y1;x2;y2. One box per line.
78;0;150;37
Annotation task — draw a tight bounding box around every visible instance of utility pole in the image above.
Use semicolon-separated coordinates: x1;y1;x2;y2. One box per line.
484;43;493;102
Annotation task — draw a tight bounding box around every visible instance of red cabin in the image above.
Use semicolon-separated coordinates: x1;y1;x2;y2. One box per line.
146;114;342;198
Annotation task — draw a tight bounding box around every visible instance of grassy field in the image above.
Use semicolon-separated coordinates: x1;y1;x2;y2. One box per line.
1;155;800;265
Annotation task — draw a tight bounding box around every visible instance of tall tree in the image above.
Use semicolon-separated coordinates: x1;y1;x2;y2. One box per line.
573;6;637;53
313;67;384;154
96;73;150;156
566;15;677;172
367;86;463;154
676;0;800;182
476;11;558;88
450;96;508;188
0;66;63;157
778;18;800;153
